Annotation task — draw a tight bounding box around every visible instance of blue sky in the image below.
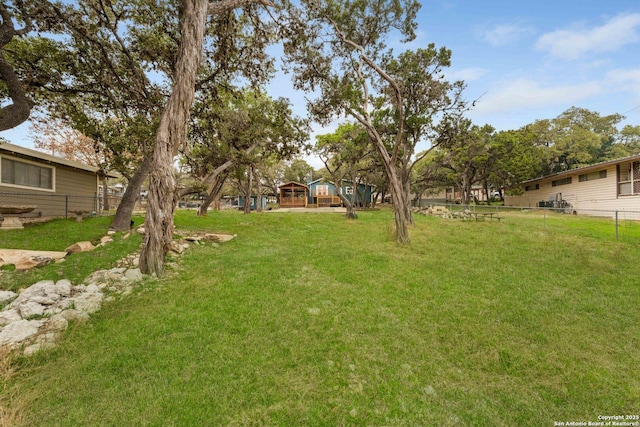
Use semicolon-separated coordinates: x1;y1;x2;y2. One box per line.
4;0;640;169
420;0;640;129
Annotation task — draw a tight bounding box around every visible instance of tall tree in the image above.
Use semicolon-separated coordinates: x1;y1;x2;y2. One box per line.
140;0;274;275
485;127;543;196
531;107;624;174
183;88;308;216
282;0;465;242
283;158;314;183
432;117;493;204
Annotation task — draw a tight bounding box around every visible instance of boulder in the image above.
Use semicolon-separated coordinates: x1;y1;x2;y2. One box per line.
0;319;44;348
0;310;22;326
168;241;185;254
0;249;67;271
204;233;237;243
125;268;143;282
61;309;90;323
0;290;17;305
18;301;46;319
45;314;69;332
70;292;103;314
65;241;95;254
54;279;73;297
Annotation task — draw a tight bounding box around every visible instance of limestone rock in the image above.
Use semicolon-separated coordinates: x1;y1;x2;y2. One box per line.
70;292;103;314
125;268;143;282
204;233;237;243
61;309;90;323
0;319;44;348
0;310;22;326
54;279;73;297
45;314;69;332
168;241;185;254
0;249;67;271
65;241;95;254
18;301;46;318
0;290;17;304
100;235;113;245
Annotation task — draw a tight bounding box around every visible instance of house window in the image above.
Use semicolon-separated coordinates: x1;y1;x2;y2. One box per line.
1;157;54;191
618;162;640;196
552;177;572;187
316;185;329;196
579;170;607;182
525;183;539;191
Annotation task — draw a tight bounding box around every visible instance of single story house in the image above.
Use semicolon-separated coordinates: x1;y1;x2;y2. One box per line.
505;154;640;217
307;178;374;207
0;142;113;218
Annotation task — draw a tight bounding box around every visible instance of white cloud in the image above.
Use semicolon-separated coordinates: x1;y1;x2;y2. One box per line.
472;78;602;114
536;13;640;60
481;23;532;47
447;67;486;82
607;68;640;99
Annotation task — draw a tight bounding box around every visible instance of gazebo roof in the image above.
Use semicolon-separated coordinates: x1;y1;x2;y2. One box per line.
278;181;308;190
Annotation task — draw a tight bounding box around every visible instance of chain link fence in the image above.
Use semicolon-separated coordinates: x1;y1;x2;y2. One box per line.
0;191;124;221
415;200;640;243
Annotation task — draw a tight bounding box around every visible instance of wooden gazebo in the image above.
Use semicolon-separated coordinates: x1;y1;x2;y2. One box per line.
278;181;308;208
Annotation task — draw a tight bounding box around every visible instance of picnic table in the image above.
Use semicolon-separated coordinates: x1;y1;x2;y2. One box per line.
467;211;502;222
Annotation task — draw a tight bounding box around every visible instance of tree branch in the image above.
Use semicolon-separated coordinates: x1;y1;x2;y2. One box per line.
207;0;273;15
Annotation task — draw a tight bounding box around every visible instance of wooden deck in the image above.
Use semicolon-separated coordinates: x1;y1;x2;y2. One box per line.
316;195;342;207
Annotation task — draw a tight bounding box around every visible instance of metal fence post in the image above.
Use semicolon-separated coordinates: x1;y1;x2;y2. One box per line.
65;195;68;218
615;211;619;241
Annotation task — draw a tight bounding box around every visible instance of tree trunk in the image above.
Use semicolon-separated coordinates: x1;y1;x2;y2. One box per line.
101;175;110;211
369;133;410;243
197;171;229;215
243;166;253;214
110;156;151;230
139;0;209;276
254;168;263;212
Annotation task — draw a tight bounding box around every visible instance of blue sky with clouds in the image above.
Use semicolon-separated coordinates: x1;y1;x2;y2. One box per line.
422;0;640;129
4;0;640;169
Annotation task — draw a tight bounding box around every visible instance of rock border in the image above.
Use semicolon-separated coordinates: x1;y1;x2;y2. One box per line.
0;227;236;356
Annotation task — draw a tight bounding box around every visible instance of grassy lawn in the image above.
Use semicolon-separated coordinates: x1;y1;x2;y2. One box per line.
1;209;639;426
0;216;144;292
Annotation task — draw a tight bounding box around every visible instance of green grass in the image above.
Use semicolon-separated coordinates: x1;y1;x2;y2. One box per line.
0;216;144;291
1;209;639;426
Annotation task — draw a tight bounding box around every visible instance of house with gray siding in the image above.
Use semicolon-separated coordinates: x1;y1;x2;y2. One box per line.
0;142;111;218
505;154;640;217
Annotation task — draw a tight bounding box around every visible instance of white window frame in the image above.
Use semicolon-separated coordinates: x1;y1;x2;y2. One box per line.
618;161;640;196
0;155;56;192
316;184;329;196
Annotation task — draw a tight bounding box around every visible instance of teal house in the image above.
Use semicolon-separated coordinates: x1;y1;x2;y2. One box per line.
238;195;268;210
307;179;374;208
